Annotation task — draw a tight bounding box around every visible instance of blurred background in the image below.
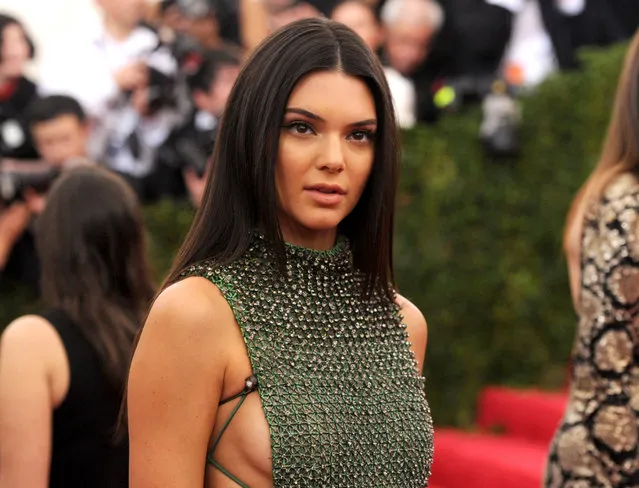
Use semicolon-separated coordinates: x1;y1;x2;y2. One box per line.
0;1;638;487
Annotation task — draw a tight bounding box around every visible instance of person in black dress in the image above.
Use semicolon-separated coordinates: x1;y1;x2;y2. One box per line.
0;166;155;488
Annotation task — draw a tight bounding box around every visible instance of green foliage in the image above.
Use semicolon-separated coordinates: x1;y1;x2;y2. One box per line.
0;43;628;427
395;44;627;426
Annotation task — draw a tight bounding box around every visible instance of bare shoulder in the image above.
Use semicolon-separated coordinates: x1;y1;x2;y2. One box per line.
395;294;428;372
396;294;428;340
142;276;237;357
1;315;63;360
128;276;240;486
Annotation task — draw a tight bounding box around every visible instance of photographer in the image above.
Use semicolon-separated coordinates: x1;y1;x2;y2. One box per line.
27;95;92;170
0;95;93;292
159;47;240;207
38;0;182;203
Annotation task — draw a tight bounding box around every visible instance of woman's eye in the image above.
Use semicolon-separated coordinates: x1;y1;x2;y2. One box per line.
288;122;313;135
349;131;375;142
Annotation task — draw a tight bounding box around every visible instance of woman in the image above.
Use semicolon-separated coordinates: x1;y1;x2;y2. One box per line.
0;13;38;160
545;31;639;487
128;18;434;488
0;14;40;294
0;166;155;488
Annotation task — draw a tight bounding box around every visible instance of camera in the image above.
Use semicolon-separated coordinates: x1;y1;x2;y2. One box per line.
434;74;521;159
139;38;188;116
158;126;215;178
146;66;177;115
479;80;521;159
0;160;60;205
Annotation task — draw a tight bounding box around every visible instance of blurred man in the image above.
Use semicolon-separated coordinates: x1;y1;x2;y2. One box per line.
381;0;443;77
38;0;180;202
380;0;445;124
331;0;416;128
0;94;94;291
27;95;91;168
159;47;240;206
178;0;225;49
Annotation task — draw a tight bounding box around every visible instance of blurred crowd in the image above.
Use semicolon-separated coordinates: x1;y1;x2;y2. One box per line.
0;0;637;296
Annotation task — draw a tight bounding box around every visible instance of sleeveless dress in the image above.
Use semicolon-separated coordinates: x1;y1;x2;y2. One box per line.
545;173;639;487
41;309;129;488
184;234;434;487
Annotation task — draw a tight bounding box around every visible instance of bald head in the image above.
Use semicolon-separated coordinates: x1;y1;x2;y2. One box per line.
380;0;444;30
381;0;443;75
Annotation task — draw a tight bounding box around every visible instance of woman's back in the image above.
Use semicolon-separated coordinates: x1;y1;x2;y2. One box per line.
0;166;153;488
546;172;639;486
44;309;128;488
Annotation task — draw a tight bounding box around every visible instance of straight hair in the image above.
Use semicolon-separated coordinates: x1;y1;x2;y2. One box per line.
36;166;155;392
164;17;401;297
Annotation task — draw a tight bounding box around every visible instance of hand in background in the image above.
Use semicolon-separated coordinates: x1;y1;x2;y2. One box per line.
0;203;31;270
22;189;46;216
183;168;206;208
113;62;148;92
131;87;151;117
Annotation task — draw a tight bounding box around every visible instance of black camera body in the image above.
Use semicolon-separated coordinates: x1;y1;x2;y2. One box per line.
0;162;60;205
158;121;216;178
146;66;177;115
139;33;190;115
436;74;521;159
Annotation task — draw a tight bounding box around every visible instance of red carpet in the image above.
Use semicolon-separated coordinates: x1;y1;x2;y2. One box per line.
429;387;568;488
477;387;567;445
430;429;549;488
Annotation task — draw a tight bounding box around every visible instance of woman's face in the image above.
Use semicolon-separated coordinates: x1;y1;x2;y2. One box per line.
0;23;30;79
275;70;377;248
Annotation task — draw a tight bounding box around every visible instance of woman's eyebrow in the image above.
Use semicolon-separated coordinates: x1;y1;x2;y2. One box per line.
285;108;377;128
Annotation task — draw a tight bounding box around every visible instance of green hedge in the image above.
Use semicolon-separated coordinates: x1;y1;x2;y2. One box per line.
0;44;627;427
395;44;626;426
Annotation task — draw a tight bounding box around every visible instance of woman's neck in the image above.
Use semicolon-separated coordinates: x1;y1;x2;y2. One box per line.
280;226;338;251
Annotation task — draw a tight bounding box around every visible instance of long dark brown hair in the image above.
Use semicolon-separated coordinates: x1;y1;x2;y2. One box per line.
36;166;155;392
164;17;401;296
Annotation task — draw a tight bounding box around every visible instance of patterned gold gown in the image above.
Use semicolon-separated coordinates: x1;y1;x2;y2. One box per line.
545;173;639;487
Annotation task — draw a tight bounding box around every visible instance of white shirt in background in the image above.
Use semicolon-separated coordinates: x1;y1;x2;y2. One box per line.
384;67;417;129
38;25;179;178
488;0;585;88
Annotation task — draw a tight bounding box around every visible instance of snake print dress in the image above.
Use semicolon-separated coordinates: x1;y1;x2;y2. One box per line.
545;173;639;487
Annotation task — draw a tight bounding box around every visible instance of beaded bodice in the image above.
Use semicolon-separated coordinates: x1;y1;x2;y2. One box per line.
185;234;433;487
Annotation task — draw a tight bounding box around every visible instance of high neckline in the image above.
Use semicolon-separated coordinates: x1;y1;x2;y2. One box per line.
251;232;352;271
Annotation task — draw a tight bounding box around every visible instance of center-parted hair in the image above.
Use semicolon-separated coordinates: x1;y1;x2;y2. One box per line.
165;17;400;296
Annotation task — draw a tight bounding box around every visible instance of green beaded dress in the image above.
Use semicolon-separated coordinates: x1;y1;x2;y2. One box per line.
184;234;434;487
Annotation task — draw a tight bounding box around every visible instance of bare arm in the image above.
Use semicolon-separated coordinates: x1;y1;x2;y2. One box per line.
239;0;270;54
396;294;428;374
0;203;31;271
128;277;233;488
0;316;65;488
